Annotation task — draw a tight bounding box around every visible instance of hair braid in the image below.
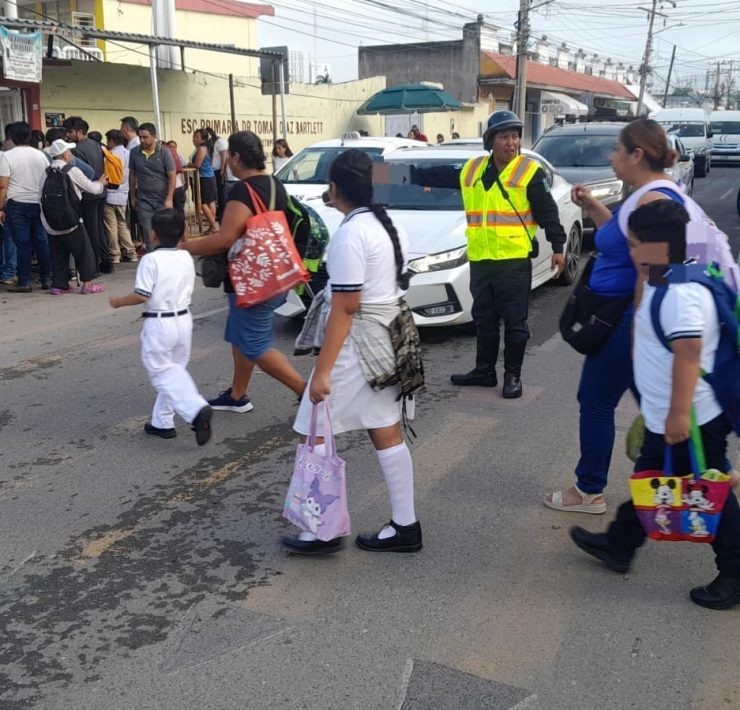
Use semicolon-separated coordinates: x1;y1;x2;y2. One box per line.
370;204;410;290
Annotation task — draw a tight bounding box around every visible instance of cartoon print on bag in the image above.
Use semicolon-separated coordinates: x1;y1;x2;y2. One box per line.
682;483;715;511
297;477;339;534
687;510;710;537
651;478;676;534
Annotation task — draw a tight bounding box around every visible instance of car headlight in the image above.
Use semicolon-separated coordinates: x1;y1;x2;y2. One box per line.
588;179;624;201
408;246;468;274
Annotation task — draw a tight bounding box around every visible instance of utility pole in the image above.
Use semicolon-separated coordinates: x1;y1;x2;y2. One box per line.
725;60;734;109
514;0;529;121
662;44;676;108
714;61;721;109
637;1;673;115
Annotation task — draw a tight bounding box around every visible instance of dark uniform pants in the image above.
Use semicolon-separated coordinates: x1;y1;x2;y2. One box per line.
469;257;531;376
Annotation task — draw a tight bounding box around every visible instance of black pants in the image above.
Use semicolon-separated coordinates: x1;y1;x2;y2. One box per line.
469;258;531;375
48;224;97;288
173;187;186;217
81;197;110;269
216;177;225;221
608;414;740;577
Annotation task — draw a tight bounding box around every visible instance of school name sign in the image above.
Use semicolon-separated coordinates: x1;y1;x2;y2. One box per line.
0;27;42;83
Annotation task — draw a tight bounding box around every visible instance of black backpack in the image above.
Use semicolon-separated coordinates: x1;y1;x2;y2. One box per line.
41;164;81;232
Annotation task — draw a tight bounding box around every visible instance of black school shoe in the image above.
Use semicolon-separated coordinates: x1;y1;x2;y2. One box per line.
281;536;343;555
191;405;213;446
356;520;423;553
450;368;497;387
144;422;177;439
690;573;740;610
570;526;631;573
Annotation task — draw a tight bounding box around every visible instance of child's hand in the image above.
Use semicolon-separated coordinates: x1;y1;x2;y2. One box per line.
665;410;690;445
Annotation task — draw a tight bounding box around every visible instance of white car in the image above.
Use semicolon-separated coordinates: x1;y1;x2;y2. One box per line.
275;135;425;201
280;147;583;327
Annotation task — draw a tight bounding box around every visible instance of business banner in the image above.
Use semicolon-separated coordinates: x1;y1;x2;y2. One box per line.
0;27;42;83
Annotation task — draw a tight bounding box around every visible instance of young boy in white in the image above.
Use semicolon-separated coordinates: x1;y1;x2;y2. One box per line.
570;199;740;610
109;208;212;445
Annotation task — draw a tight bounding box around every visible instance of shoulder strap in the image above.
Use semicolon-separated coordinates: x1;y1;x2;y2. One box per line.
243;180;268;214
618;179;682;235
61;163;74;174
649;286;672;352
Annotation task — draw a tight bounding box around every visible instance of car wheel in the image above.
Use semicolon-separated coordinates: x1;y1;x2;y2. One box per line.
695;157;707;178
558;222;583;286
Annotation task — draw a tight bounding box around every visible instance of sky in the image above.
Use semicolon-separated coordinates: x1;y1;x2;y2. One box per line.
255;0;740;92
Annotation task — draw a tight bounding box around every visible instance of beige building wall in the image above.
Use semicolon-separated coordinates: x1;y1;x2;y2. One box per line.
99;0;260;79
415;102;494;141
40;61;386;165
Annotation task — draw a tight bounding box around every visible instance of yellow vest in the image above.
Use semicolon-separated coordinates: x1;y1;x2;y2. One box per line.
460;153;540;261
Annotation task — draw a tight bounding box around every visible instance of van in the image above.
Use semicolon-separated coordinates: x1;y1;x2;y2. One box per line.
652;108;713;177
709;110;740;163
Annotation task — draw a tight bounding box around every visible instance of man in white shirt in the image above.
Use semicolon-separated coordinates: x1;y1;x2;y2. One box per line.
120;116;140;152
103;130;136;263
0;122;52;293
39;139;107;294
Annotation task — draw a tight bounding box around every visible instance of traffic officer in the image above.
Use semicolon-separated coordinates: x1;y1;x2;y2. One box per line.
451;110;566;398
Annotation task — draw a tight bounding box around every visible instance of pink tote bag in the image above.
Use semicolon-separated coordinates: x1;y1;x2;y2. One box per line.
282;403;350;541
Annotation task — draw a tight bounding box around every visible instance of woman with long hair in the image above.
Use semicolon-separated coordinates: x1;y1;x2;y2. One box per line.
206;126;229;220
281;149;422;555
190;128;219;233
271;138;293;174
545;119;684;514
180;131;306;411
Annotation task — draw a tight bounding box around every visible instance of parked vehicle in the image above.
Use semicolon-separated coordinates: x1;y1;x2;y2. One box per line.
666;134;695;195
653;108;713;177
709;110;740;164
277;147;583;327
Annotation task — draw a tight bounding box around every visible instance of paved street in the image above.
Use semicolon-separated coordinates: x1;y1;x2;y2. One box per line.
1;167;739;709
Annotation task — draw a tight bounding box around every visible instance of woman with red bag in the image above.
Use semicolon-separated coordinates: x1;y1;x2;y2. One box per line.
180;131;306;411
281;149;422;555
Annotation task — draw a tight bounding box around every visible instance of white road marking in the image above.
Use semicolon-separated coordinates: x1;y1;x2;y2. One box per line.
193;306;229;321
395;658;414;710
719;187;733;201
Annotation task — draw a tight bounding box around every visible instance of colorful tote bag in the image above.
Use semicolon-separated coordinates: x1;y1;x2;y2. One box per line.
282;403;350;541
228;178;309;308
629;421;731;543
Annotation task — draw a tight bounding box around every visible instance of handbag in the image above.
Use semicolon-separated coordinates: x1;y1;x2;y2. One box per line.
200;254;228;288
228;177;309;308
559;255;632;355
282;403;350;541
629;419;731;543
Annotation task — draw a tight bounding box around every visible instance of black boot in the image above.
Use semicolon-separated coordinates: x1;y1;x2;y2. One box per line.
451;336;498;387
690;573;740;610
570;526;632;573
502;341;526;399
356;520;423;552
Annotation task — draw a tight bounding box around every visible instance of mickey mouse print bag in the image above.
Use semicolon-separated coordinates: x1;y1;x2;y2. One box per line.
629;418;731;544
228;177;309;307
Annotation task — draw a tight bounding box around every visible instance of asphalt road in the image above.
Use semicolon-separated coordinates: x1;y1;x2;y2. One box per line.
1;167;739;710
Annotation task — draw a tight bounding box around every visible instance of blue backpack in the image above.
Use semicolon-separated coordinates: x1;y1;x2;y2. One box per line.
650;263;740;436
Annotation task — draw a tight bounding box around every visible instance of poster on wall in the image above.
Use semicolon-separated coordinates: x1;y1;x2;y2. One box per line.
45;112;65;128
0;27;43;83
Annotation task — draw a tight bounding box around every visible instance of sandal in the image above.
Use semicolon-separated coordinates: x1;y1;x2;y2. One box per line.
544;486;607;514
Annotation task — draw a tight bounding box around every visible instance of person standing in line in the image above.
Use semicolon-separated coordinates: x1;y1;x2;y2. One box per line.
189;129;219;233
407;125;428;142
103;130;137;264
206;127;228;220
271;138;293;174
450;110;566;398
129;122;176;252
436;133;445;144
0;121;52;293
120;116;140;152
63;116;113;274
164;141;186;217
179;131;306;413
282;149;422;555
109;208;212;446
44;128;96;179
0;124;17;285
40;139;107;295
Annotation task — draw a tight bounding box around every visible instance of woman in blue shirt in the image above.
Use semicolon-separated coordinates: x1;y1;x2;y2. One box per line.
545;119;681;514
190;128;219;233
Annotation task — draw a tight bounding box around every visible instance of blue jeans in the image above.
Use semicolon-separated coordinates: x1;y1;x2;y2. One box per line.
0;223;16;280
575;309;635;494
5;200;50;287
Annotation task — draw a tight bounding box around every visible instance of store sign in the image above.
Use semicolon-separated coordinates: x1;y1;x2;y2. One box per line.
593;97;632;112
540;96;569;115
0;27;42;83
179;117;324;141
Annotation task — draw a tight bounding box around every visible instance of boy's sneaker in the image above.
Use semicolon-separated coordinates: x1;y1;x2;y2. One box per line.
191;405;213;446
208;388;254;413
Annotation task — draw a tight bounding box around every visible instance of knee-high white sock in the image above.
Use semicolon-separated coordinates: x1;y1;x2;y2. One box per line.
298;443;326;542
377;442;416;538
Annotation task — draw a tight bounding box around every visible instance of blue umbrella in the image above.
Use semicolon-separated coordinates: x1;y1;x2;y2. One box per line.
357;83;463;115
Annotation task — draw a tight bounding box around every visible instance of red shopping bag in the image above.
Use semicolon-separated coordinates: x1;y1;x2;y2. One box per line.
228;178;309;307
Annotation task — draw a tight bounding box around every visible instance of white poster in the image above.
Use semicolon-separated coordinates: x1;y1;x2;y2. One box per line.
0;27;42;83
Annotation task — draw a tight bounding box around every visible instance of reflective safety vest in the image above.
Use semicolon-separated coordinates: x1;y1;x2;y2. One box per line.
460;153;540;262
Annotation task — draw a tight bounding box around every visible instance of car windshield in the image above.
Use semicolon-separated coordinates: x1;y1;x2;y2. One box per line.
275;146;384;183
373;159;464;211
658;121;705;138
531;134;616;167
710;121;740;135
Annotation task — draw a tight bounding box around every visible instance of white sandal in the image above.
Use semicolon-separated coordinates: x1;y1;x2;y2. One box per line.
544;486;607;514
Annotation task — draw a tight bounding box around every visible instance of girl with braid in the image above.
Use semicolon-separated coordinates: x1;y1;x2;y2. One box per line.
282;149;422;555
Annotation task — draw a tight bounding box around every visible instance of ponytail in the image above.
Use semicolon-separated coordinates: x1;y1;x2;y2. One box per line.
370;204;410;290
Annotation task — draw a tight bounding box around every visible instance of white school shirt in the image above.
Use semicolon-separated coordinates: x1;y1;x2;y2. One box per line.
105;145;130;206
327;208;408;303
634;281;722;434
211;137;228;171
0;146;50;203
134;248;196;312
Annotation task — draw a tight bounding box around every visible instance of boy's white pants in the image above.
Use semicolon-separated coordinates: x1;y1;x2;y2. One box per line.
141;314;207;430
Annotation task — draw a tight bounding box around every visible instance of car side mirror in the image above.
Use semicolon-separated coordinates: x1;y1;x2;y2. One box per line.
707;132;714;139
679;153;691;162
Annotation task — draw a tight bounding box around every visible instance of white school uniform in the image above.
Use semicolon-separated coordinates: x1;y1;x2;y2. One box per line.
135;248;207;429
294;208;409;436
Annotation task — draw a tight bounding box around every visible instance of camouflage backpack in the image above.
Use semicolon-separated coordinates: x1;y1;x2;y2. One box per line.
388;301;425;397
